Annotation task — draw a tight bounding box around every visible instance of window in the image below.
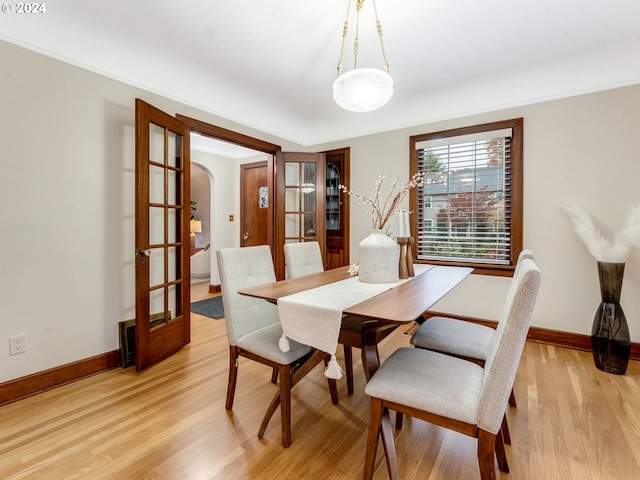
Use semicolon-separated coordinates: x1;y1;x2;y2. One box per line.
409;118;523;276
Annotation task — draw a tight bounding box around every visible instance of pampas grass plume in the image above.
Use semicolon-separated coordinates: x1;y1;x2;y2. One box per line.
562;205;640;262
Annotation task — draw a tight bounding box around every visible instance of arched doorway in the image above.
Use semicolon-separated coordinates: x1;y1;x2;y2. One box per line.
189;162;212;283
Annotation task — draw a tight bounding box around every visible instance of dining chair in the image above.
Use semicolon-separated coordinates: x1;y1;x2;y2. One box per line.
404;250;534;442
363;258;541;480
284;241;325;279
217;245;338;448
410;249;534;410
284;241;360;394
283;241;394;396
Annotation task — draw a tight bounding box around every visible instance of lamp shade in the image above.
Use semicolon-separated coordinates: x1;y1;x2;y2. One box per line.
190;220;202;233
333;67;393;112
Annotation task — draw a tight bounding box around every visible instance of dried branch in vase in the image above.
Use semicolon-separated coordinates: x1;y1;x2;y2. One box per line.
339;172;425;230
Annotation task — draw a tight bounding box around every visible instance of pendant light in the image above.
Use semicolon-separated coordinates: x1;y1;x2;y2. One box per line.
333;0;393;112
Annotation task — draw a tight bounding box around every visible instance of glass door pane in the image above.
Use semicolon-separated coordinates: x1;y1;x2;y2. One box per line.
285;161;318;243
145;124;186;328
326;162;340;231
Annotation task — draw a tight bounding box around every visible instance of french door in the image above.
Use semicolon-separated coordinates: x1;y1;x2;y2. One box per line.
274;152;326;279
135;99;191;371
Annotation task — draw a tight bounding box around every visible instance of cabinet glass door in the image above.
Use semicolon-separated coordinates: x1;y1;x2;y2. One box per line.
326;162;340;231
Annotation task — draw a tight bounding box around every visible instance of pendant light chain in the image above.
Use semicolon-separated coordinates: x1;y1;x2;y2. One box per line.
336;0;389;77
372;0;390;73
353;0;363;69
336;0;353;76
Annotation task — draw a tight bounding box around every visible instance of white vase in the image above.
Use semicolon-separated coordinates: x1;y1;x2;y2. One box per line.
358;229;399;283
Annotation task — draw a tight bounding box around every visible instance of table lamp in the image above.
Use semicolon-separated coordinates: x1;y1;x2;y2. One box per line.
190;220;201;249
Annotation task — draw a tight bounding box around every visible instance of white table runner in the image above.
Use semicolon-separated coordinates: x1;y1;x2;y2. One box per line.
277;264;433;379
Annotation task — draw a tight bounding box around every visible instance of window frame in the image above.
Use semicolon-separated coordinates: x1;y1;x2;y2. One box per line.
409;118;523;277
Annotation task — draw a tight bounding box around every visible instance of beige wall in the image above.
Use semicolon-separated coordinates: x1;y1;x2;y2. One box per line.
1;39;639;383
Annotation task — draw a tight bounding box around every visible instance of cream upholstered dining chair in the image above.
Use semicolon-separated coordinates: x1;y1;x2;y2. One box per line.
284;241;369;396
410;249;534;412
363;258;541;480
217;245;338;448
284;241;325;279
283;242;353;383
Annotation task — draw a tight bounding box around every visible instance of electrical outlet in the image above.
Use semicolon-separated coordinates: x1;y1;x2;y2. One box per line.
9;335;26;355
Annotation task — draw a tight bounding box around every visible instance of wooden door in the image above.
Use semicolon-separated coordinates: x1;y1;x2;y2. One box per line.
240;161;269;247
324;148;350;269
135;99;191;371
274;152;326;279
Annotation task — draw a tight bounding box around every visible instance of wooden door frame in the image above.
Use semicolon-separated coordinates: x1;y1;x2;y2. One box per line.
175;115;280;257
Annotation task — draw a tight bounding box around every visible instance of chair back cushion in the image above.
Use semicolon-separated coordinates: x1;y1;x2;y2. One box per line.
284;241;324;278
490;249;536;346
217;246;280;345
478;258;541;433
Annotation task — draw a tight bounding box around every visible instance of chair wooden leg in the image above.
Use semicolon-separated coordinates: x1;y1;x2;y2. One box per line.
271;367;278;384
259;351;335;446
278;364;293;448
363;397;383;480
344;345;354;395
495;428;509;473
477;429;497;480
501;414;511;445
508;388;517;407
258;389;281;440
258;366;295;446
380;408;400;480
395;412;404;430
225;346;239;410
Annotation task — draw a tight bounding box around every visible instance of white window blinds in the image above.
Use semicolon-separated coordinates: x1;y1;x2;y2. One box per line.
416;128;512;265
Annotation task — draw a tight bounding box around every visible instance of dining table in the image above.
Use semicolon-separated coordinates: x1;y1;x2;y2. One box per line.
239;263;473;479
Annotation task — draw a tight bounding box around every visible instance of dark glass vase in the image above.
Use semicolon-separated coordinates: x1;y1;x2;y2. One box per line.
591;262;631;375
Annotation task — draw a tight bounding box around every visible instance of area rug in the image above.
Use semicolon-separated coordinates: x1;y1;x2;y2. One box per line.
191;296;224;319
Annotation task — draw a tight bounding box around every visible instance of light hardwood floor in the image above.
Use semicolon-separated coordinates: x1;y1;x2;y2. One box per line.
1;282;639;479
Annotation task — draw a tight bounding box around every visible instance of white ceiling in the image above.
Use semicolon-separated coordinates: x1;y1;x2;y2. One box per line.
2;0;640;146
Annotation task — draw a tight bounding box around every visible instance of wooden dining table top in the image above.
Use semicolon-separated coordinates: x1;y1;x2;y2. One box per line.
238;264;473;323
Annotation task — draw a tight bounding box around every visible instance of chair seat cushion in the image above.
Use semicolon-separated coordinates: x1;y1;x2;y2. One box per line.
410;317;495;361
365;347;484;425
237;323;312;364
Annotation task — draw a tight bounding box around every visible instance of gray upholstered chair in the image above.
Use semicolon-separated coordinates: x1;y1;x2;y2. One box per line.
217;245;338;448
410;249;534;411
405;250;534;442
411;249;533;354
363;258;541;480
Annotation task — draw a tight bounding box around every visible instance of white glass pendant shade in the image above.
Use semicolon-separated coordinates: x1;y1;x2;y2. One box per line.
333;67;393;112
